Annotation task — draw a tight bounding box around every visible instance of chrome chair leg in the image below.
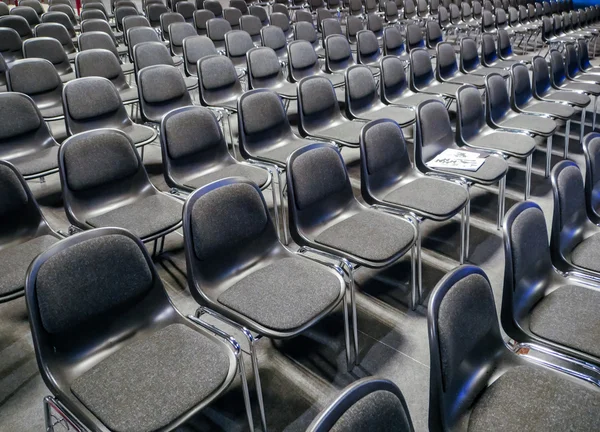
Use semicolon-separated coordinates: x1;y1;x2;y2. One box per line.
593;95;598;131
460;205;467;264
343;284;352;372
497;176;506;230
249;336;268;432
238;356;255;432
277;167;289;245
341;259;359;367
525;153;532;200
545;134;553;178
579;107;586;146
564;118;571;160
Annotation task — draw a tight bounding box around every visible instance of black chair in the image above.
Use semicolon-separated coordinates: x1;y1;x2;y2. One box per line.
160;12;186;41
415;99;509;229
177;1;196;24
193;9;215;36
356;30;383;68
550;160;600;280
127;26;178;64
247;46;297;101
360;118;469;272
497;28;534;63
225;29;255;69
203;0;224;18
345;65;415;127
0;28;23;63
230;0;249;15
183;176;349;431
23;37;76;83
286;40;344;88
20;0;45;17
406;24;436;57
223;7;243;31
456;84;536;199
133;41;198;91
428;264;600;432
80;19;128;56
6;59;64;121
0;15;34;42
10;6;39;27
459;37;510;78
0;160;60;303
485;73;557;177
26;227;253;431
58;128;183;244
146;3;169;28
206;17;232;51
183;34;217;76
261;25;288;63
270;12;291;39
137;64;194;125
122;15;151;45
502;200;600;372
115;6;139;33
168;22;197;57
409;48;462;100
63;77;156;153
481;32;518;69
34;23;77;62
44;8;79;36
80;9;109;22
306;378;415;432
293;21;324;57
250;5;269;26
78;29;136;76
241;14;264;45
436;42;485;88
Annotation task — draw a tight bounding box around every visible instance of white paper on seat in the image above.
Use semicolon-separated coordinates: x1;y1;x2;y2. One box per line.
427;149;485;171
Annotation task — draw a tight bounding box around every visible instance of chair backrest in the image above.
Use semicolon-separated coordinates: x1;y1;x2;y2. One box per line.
438;5;450;26
161;12;186;40
193;9;215;35
346;16;363;44
383;26;405;57
115;6;139;31
294;21;319;50
549;48;567;87
510;62;533;108
250;5;268;25
10;6;40;26
0;15;34;40
345;64;379;118
385;0;399;22
23;37;73;76
366;13;383;38
34;23;76;55
183;35;217;76
225;28;255;64
270;12;290;36
0;1;9;16
380;56;409;104
246;46;286;90
404;0;417;17
78;31;121;62
206;17;232;45
356;30;380;65
240;14;262;41
137;64;193;123
75;48;129;94
122;15;150;43
427;265;504;432
473;0;482;17
481;33;499;65
81;8;108;21
6;59;63;107
297;75;345;136
261;25;286;56
294;10;313;24
324;34;355;73
223;7;242;30
0;28;23;62
43;10;77;37
406;24;425;52
563;42;579;79
497;28;513;58
456;84;486;144
484;72;510;124
415;99;455;167
177;1;197;23
230;0;249;14
306;377;415;432
237;88;296;157
322;18;343;46
317;9;333;32
426;21;444;48
133;41;175;74
436;42;460;80
577;38;592;71
409;48;435;90
127;26;161;61
203;0;223;18
287;40;320;82
146;3;169;27
495;7;508;28
197;54;242;107
169;22;197;55
272;3;290;18
81;19;119;47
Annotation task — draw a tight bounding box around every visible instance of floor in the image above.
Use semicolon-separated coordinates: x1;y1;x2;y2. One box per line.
0;2;596;431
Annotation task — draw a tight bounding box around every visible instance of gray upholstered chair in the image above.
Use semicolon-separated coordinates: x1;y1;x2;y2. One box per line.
246;46;297;100
261;25;288;63
225;29;255;69
80;19;127;55
409;48;462;100
78;31;135;76
168;21;197;56
182;35;217;76
193;9;214;35
239;14;262;44
160;12;185;41
0;28;23;63
34;23;77;62
23;37;76;83
293;21;324;57
206;17;232;51
132;41;198;91
286;40;344;88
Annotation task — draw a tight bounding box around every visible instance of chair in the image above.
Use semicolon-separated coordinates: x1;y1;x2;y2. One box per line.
270;12;291;39
127;27;174;64
425;21;445;50
34;23;77;62
203;0;224;18
250;6;269;26
497;28;534;63
345;65;415;127
206;17;232;51
81;8;109;22
436;42;485;87
297;75;365;147
0;93;60;179
177;1;197;24
133;41;198;91
294;10;313;24
26;227;253;431
58;129;183;241
23;37;75;83
10;6;40;27
42;11;78;39
366;13;384;41
360;119;469;268
78;31;135;77
382;26;408;60
286;40;344;87
80;19;128;56
63;77;156;152
161;12;186;41
193;9;215;36
169;22;197;56
0;160;60;303
0;28;23;63
409;48;462;100
223;7;242;31
481;32;517;69
115;6;139;33
406;24;436;56
183;176;349;431
230;0;249;15
6;59;64;120
415;99;509;228
240;14;263;45
485;73;557;177
0;15;34;41
317;9;334;33
272;3;290;19
138;64;194;124
459;37;510;78
428;264;600;432
306;378;415;432
247;47;297;100
502;200;600;371
0;1;9;16
324;34;366;75
122;15;150;45
294;21;324;57
356;30;383;68
322;18;344;49
82;2;113;21
146;3;169;28
183;35;217;76
260;26;286;64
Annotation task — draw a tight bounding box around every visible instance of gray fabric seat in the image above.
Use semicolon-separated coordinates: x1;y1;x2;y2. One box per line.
497;115;557;136
543;91;590;106
570;232;600;272
468;366;600;431
0;235;59;297
87;194;182;238
354;105;414;124
315;210;415;262
186;164;269;189
71;324;230;432
466;131;536;156
218;257;341;331
11;146;59;176
383;177;468;219
308;121;365;145
435;154;508;183
517;101;575;119
529;285;600;358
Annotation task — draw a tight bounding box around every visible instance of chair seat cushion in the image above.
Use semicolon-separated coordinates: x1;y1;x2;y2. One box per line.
71;324;231;432
121;123;158;146
218;257;342;331
87;194;182;239
498;114;557;136
307;120;364;146
419;82;461;98
529;285;600;358
560;81;600;95
468;366;600;431
447;74;485;87
10;146;60;176
520;101;575;119
575;73;600;84
544;90;591;107
359;105;415;127
315;210;415;262
383;177;468;219
467;131;536;157
0;235;59;297
571;232;600;273
431;153;508;184
389;92;445;108
469;67;510;78
486;59;515;69
187;163;269;190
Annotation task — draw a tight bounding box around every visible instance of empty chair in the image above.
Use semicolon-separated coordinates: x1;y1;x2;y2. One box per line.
564;42;600;86
286;40;344;88
146;3;169;28
0;2;7;17
307;378;415;432
502;200;600;371
270;12;291;39
229;0;249;15
240;14;263;44
63;77;156;151
382;26;408;59
497;28;534;63
133;41;197;91
425;21;445;50
385;1;399;25
82;2;113;20
160;12;185;41
78;31;134;76
115;6;139;32
6;59;64;120
360;119;469;266
486;73;557;177
271;3;290;19
81;8;109;21
225;29;255;69
406;24;435;56
183;35;217;76
0;28;24;63
0;160;59;303
176;1;197;24
10;6;40;27
436;42;485;87
169;22;197;56
127;26;177;64
297;75;365;147
161;106;270;193
250;5;269;26
294;10;313;25
203;0;224;18
324;34;364;75
23;37;75;83
356;30;383;68
428;264;600;432
456;84;536;199
576;38;600;76
0;15;34;40
481;32;518;69
317;9;334;33
223;7;242;31
122;15;150;45
261;25;287;63
42;11;78;39
138;64;194;124
345;65;415;127
59;129;183;240
294;21;324;57
80;19;128;56
0;93;60;179
206;17;232;51
193;9;215;36
247;47;297;100
415;100;509;228
26;227;253;430
409;48;462;99
34;23;77;62
459;37;510;78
